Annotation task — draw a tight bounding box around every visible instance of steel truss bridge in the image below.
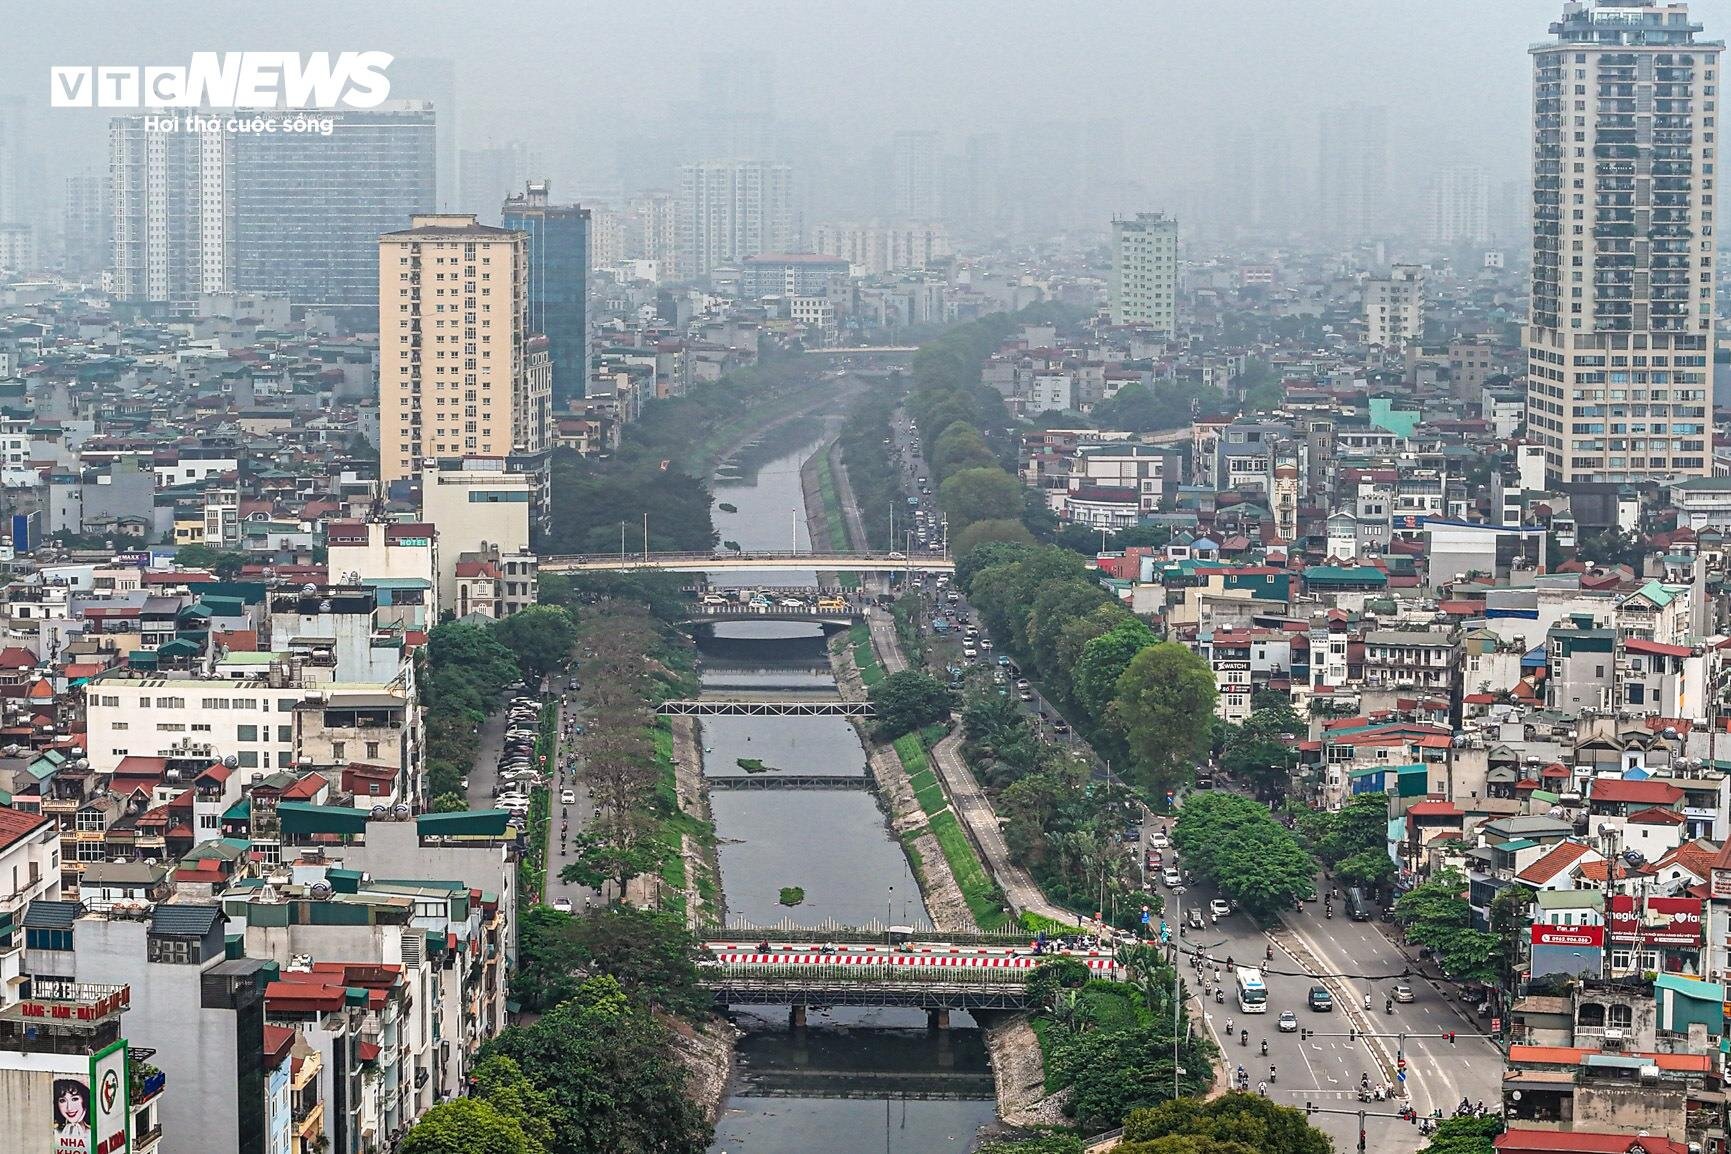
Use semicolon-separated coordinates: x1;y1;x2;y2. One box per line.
655;699;875;718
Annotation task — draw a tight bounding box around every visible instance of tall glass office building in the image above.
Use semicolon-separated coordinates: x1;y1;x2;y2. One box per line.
502;180;590;403
232;102;435;309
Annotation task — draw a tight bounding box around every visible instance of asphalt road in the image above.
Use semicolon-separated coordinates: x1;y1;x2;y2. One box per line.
542;691;604;912
1158;871;1503;1154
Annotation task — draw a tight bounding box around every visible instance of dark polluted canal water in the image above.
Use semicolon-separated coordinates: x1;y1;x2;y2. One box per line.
701;440;998;1153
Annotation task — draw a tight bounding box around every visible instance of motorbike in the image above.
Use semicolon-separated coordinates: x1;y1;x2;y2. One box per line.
1260;1039;1268;1056
1239;1029;1248;1047
1215;989;1224;1004
1269;1066;1277;1084
1364;994;1372;1010
1324;906;1332;919
1386;999;1394;1015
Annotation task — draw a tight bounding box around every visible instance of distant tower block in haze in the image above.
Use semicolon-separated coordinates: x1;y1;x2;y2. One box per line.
1364;264;1425;351
503;180;592;405
1524;0;1723;487
1109;213;1178;336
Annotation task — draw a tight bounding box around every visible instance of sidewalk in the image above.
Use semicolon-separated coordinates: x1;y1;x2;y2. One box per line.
865;607;1075;927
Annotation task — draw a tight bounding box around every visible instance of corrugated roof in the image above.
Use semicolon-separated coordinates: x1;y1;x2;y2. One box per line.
149;903;223;938
23;899;81;929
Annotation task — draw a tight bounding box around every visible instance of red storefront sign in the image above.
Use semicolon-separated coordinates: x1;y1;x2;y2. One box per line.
1608;895;1703;946
1531;925;1605;949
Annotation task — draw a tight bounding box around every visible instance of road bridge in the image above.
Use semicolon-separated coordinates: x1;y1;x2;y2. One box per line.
656;699;875;718
705;774;871;791
703;963;1033;1015
682;603;864;625
801;346;918;356
702;947;1120;1023
541;549;951;575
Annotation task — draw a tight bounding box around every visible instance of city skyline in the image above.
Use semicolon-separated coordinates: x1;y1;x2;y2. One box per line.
0;3;1609;241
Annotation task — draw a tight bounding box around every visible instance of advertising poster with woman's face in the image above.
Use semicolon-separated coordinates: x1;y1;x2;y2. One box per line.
52;1076;91;1154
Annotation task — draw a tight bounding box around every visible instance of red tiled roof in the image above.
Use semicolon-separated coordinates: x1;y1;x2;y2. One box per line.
1495;1129;1686;1154
1658;839;1719;880
1589;778;1685;806
1626;806;1686;826
0;805;52;850
1624;638;1694;658
1406;800;1463;818
1514;841;1592;886
279;772;327;801
0;646;38;669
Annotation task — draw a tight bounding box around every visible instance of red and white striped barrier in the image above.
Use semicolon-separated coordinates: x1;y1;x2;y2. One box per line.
707;951;1119;974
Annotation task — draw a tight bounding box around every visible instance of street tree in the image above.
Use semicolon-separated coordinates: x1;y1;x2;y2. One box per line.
1122;1093;1331;1154
399;1099;540;1154
938;466;1026;533
492;604;578;685
1072;620;1158;723
868;670;955;738
1112;643;1217;795
483;976;709;1154
952;517;1035;560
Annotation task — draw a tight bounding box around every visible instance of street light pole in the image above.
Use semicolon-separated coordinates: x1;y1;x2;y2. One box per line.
1172;885;1185;1102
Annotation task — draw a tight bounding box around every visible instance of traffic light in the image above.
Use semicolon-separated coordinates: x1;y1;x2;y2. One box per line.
1348;1027;1357;1041
1444;1031;1456;1044
1306;1102;1315;1116
1300;1027;1310;1040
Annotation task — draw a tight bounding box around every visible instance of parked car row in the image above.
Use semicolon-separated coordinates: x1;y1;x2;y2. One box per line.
494;695;544;818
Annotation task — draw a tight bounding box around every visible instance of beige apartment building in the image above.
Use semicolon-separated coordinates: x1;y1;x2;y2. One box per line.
378;213;551;485
1523;1;1721;486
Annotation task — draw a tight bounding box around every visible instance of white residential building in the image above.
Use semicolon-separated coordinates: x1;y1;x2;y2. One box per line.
1109;212;1178;334
1363;264;1424;349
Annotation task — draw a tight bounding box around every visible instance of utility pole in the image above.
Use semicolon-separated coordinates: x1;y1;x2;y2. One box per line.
642;512;649;563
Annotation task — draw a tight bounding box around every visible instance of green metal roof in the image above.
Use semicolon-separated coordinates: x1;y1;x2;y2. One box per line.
278;802;369;837
417;809;511;838
1655;972;1720;1001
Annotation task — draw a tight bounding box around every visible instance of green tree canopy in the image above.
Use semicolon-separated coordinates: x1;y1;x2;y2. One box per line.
1418;1114;1502;1154
1173;792;1316;919
869;669;956;738
1072;620;1159;723
491;605;577;685
483;976;709;1154
953;517;1036;559
939;466;1026;534
1393;868;1501;983
931;420;1000;479
1113;642;1218;796
1122;1094;1331;1154
399;1099;539;1154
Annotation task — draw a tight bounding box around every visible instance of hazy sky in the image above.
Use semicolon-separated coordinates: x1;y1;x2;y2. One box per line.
0;1;1636;189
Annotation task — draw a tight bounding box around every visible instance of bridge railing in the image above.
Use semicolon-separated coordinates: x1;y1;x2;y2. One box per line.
712;918;1069;947
703;962;1027;987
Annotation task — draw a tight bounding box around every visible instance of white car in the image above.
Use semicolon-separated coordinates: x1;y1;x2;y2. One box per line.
1148;831;1170;849
552;898;573;913
1162;868;1182;888
1209;899;1232;919
560;789;576;805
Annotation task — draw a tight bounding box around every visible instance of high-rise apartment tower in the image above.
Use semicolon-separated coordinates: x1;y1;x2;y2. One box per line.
1109;212;1178;335
378;214;551;486
1524;0;1721;485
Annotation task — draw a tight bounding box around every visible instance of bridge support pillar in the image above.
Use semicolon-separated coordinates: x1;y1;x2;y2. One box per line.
789;1004;807;1030
927;1008;950;1031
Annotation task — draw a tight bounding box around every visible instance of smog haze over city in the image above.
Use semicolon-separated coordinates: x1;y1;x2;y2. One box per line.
6;1;1559;226
2;2;1730;1154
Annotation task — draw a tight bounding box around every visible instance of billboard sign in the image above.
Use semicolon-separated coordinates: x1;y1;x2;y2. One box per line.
90;1040;128;1154
1531;925;1604;949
